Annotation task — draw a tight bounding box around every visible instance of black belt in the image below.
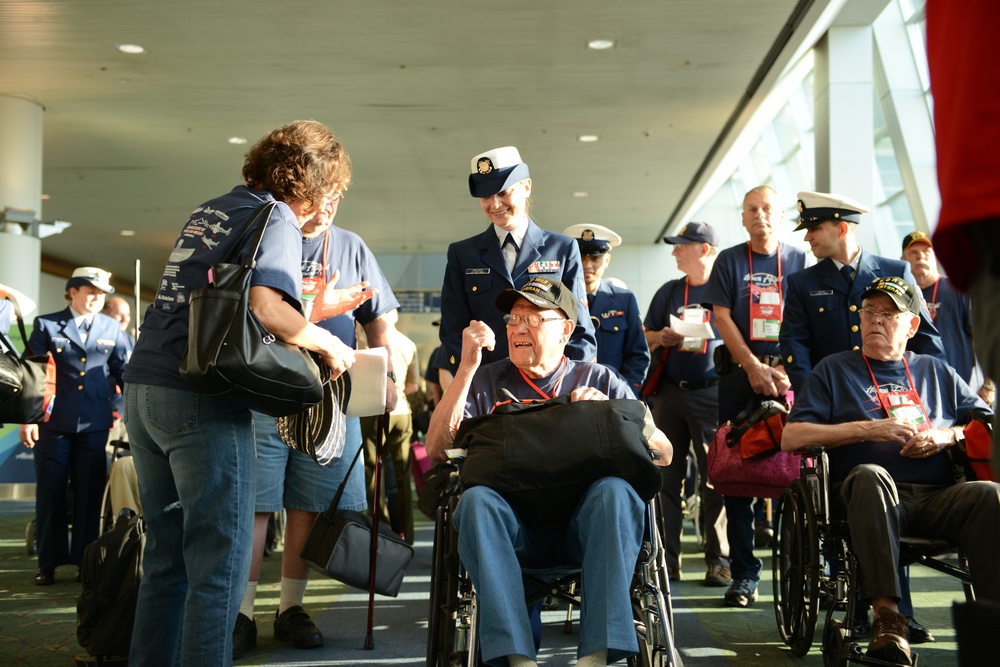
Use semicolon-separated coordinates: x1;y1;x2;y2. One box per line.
667;378;719;391
731;352;782;368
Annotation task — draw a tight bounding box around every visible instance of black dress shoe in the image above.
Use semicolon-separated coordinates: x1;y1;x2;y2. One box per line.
34;568;54;586
907;616;935;644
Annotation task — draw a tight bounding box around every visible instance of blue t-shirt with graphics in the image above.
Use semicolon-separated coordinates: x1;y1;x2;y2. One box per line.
703;242;808;358
465;358;634;418
788;350;990;484
644;278;721;384
300;225;399;348
125;185;304;389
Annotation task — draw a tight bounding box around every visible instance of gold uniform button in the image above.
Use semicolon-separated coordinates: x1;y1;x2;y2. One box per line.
79;371;85;377
449;355;456;364
56;348;63;353
787;355;793;363
818;307;825;313
613;326;619;331
849;305;858;312
851;325;859;332
852;346;860;351
472;286;477;292
77;385;84;391
81;357;87;362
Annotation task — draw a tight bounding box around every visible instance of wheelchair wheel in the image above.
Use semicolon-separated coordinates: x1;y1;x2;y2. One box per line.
628;502;676;667
427;495;474;667
772;480;820;656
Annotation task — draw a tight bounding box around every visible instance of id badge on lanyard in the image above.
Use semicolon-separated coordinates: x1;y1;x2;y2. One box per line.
879;390;931;432
300;231;330;321
679;305;710;353
750;290;782;341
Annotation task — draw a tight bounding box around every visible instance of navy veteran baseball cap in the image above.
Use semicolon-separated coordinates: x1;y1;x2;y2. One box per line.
495;277;578;322
663;221;719;246
901;230;932;253
66;266;115;293
563;223;622;256
862;276;921;316
468;146;530;198
794;191;871;231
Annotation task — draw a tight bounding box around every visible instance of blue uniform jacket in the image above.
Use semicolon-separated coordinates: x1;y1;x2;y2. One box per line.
28;309;126;433
439;220;597;372
780;251;945;392
590;280;649;394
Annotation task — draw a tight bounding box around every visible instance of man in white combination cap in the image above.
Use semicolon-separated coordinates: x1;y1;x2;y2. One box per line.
563;223;648;394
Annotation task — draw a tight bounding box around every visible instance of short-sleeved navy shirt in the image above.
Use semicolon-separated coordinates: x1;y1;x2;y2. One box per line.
464;358;634;419
788;350;990;484
702;242;808;358
644;278;721;383
125;185;303;389
300;225;399;348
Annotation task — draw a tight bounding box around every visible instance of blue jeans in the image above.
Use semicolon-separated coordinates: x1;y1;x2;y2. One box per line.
453;477;643;665
124;383;256;667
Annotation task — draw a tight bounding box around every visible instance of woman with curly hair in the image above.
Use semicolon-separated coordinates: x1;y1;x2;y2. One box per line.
123;120;355;666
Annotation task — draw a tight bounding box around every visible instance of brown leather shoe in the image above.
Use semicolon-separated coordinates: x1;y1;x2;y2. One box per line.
866;606;912;665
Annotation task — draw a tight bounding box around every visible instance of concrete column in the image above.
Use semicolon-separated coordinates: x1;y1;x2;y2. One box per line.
813;27;878;250
0;95;43;306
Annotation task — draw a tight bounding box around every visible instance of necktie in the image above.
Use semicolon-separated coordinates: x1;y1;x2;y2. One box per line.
587;293;595;310
79;319;91;332
841;264;854;288
502;233;519;274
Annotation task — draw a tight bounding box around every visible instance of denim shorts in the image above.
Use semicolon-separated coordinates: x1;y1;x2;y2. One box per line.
252;412;367;513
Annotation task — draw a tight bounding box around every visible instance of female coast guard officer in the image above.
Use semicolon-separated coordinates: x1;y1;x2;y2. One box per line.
563;223;649;394
439;146;596;375
20;267;127;586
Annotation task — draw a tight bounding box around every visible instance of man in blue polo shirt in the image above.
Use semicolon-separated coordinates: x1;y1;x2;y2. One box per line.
783;276;997;665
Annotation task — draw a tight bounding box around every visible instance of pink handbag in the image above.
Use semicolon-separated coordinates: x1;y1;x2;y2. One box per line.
707;422;801;498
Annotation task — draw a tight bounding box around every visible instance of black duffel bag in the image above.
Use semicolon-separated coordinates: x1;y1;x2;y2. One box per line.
456;395;661;523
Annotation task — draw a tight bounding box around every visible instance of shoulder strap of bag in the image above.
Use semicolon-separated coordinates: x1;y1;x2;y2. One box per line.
323;439;364;518
2;296;35;357
218;201;278;268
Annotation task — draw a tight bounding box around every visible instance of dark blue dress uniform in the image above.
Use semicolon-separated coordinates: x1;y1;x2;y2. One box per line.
780;250;945;392
589;280;649;394
439;220;597;373
28;309;126;571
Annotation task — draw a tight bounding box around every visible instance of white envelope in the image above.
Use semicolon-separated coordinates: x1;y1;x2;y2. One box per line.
345;347;388;417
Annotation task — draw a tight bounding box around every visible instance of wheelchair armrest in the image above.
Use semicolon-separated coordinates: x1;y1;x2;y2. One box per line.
801;445;827;455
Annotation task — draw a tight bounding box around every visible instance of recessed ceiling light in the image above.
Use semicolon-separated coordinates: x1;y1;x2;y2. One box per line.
120;230;136;237
587;39;615;50
573;192;590;198
578;135;599;143
117;44;145;55
41;194;50;200
228;137;248;145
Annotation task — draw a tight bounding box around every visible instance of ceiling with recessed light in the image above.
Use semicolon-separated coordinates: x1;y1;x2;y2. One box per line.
0;0;804;295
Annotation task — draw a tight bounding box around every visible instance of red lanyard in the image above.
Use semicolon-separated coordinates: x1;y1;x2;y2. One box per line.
929;278;939;322
746;242;783;303
516;355;569;400
862;354;925;418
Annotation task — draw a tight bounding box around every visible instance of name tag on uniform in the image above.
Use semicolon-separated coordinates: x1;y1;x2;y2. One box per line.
527;260;561;274
466;268;490;275
809;290;834;297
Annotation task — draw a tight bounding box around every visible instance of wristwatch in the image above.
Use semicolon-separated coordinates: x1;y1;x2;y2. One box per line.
387;371;396;383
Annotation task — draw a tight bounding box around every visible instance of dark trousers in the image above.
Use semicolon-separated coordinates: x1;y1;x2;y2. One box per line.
651;383;728;568
839;464;1000;603
33;429;108;569
361;413;415;543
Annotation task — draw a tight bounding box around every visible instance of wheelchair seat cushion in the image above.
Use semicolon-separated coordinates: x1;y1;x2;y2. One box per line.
456;395;661;523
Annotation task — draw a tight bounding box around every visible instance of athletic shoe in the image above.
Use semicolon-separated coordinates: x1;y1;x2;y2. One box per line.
274;605;324;649
724;578;758;607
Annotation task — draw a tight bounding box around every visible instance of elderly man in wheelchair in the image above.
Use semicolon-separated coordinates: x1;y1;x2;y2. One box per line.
781;276;998;665
426;277;673;667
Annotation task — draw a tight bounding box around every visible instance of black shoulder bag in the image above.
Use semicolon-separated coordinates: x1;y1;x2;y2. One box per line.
457;395;662;523
179;202;323;418
0;297;55;425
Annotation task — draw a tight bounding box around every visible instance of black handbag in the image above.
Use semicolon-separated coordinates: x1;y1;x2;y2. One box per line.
457;395;662;523
300;422;414;598
179;202;323;418
0;298;56;425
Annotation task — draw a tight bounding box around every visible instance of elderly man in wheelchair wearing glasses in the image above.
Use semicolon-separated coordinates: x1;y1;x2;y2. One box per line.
426;276;672;667
782;276;998;665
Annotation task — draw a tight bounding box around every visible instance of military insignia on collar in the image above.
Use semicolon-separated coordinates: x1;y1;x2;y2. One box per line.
581;229;595;241
527;260;561;274
477;158;494;175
